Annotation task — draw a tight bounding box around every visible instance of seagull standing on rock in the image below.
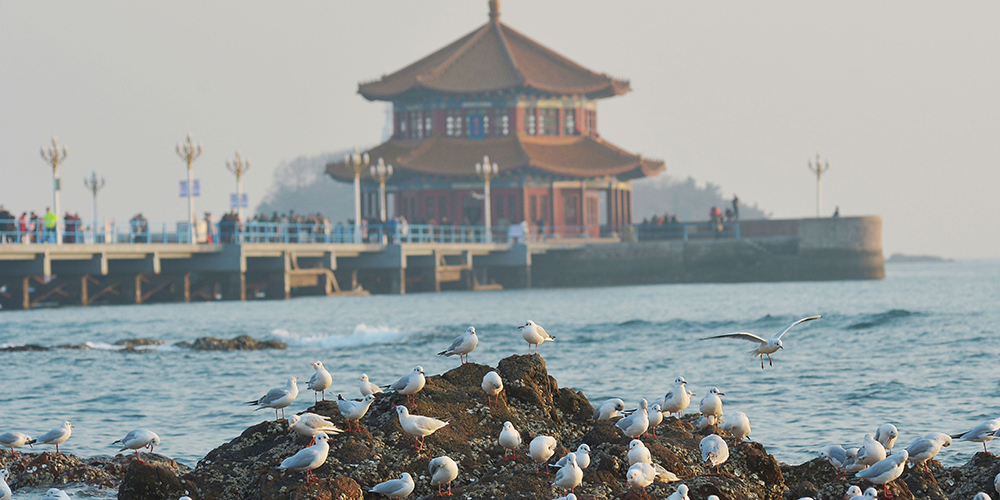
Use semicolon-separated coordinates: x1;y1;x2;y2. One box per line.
0;469;10;500
552;453;583;495
658;377;693;418
699;388;725;426
337;394;377;432
438;326;479;365
593;398;625;421
855;450;908;498
395;405;448;451
0;431;32;456
519;320;555;356
113;429;161;462
647;403;664;437
288;413;343;444
555;444;591;469
41;488;72;500
856;433;887;467
875;423;899;454
370;472;415;499
952;417;1000;454
904;432;952;472
385;366;426;408
721;411;751;443
482;371;504;406
666;484;690;500
428;456;459;496
276;432;331;484
700;315;822;369
616;399;649;439
530;435;558;474
358;374;383;397
246;377;299;421
499;421;522;460
700;434;729;474
29;421;73;454
307;361;333;402
626;462;680;491
628;439;652;466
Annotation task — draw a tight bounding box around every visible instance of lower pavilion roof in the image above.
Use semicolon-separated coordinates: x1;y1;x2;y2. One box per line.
326;134;664;183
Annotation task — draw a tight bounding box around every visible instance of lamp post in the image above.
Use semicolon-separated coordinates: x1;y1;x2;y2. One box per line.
474;155;499;243
225;151;251;221
40;137;68;245
83;170;105;242
369;157;394;222
807;153;830;218
345;149;370;243
176;134;203;243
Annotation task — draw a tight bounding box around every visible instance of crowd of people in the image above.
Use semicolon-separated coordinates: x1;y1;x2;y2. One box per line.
0;205;85;243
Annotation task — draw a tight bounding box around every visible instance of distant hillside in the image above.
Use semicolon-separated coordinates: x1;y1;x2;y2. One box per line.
256;153;768;224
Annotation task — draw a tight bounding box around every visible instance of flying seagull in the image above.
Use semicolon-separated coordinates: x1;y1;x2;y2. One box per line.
700;315;822;369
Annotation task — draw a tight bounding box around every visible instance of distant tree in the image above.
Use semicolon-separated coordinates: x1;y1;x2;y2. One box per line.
254;150;356;222
631;174;769;222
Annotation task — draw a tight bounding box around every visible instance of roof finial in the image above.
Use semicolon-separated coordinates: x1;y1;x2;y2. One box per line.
489;0;500;21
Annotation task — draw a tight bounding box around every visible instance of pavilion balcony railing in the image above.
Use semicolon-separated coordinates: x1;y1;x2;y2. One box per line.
0;219;740;246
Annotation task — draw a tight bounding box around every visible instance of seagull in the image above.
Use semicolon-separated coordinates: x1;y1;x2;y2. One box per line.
699;388;725;426
616;399;649;438
337;394;377;432
628;439;652;466
384;366;426;408
0;470;9;500
370;473;415;499
555;444;591;469
358;374;383;397
552;494;577;500
113;429;161;462
721;411;751;443
29;421;73;454
246;377;299;421
395;405;448;451
552;453;583;495
0;431;32;456
843;447;867;473
862;488;879;500
518;320;555;356
875;423;899;454
995;471;1000;496
904;432;952;472
482;371;504;406
307;361;333;402
658;377;693;418
626;461;680;491
973;494;992;500
529;435;558;474
428;455;459;496
438;326;479;365
700;434;729;474
648;403;664;437
499;421;522;460
857;433;887;467
952;417;1000;454
593;398;625;421
855;450;908;498
666;484;690;500
700;315;822;369
843;485;864;500
288;413;343;444
276;432;331;484
41;488;72;500
818;444;850;478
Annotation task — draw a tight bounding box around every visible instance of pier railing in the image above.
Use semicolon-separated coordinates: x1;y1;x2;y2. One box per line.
0;219;741;246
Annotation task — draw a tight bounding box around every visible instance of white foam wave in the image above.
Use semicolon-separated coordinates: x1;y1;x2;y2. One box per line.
271;324;413;349
84;341;127;351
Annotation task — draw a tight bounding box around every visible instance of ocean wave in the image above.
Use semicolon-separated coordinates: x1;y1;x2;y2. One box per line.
271;324;414;349
846;309;919;330
84;341;127;351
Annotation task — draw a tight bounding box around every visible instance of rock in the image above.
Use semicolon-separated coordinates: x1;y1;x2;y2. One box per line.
1;344;49;351
118;460;198;500
0;451;189;495
175;334;286;351
115;338;166;351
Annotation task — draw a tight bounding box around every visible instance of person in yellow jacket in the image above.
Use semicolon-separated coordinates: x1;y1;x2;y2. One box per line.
43;207;57;243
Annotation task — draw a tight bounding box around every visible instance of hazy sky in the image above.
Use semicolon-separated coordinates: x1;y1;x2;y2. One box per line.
2;1;998;258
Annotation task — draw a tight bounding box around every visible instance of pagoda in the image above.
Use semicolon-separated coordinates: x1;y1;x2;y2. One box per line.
326;0;664;236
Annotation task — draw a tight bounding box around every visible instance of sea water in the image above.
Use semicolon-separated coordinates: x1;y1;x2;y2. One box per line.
1;260;997;498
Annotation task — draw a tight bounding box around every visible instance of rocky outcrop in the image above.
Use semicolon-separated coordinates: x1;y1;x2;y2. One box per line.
174;334;286;351
0;451;188;493
118;459;198;500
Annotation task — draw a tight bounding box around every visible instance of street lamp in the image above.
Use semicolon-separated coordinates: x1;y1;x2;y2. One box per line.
40;137;68;244
83;170;106;243
176;134;203;243
474;155;499;243
807;153;831;218
370;157;394;222
345;149;370;243
225;151;251;221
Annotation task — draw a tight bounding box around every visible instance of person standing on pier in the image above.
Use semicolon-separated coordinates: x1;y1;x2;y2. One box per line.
43;207;57;243
732;194;740;221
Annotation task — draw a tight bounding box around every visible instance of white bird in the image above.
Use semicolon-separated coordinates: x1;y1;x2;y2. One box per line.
428;456;459;496
855;450;908;498
555;444;591;469
529;435;558;474
856;433;887;467
708;496;720;500
666;484;690;500
995;471;1000;496
593;398;625;421
29;421;73;454
648;403;664;437
952;417;1000;454
438;326;479;365
627;461;680;491
370;472;415;499
721;411;751;443
658;376;694;418
904;432;952;472
862;488;879;500
628;439;652;466
818;444;850;477
974;494;992;500
358;373;383;397
0;469;10;500
395;405;448;451
277;432;331;484
385;366;426;408
699;388;725;426
246;377;299;421
616;399;649;438
499;421;522;460
700;434;729;474
552;494;577;500
552;453;583;495
42;488;72;500
113;429;161;462
482;371;504;407
307;361;333;402
518;320;555;356
0;431;32;456
843;447;867;474
700;315;822;369
875;423;899;454
288;413;343;444
843;485;864;500
337;394;377;432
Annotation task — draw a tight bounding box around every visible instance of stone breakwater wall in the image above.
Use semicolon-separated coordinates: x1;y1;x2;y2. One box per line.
528;216;885;287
